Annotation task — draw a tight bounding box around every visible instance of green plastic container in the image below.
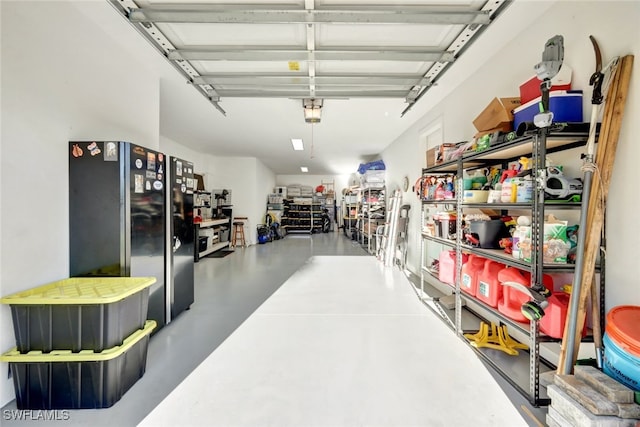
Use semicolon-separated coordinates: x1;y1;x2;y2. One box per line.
0;320;155;409
1;277;155;352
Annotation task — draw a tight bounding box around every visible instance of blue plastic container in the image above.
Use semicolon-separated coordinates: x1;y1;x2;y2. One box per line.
603;333;640;391
513;90;583;130
602;306;640;392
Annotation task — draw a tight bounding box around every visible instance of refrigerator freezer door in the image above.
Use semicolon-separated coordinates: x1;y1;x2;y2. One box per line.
69;141;167;332
127;144;166;330
168;157;195;319
69;141;124;277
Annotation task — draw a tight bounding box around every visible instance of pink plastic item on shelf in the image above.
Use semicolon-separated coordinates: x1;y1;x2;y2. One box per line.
438;250;468;286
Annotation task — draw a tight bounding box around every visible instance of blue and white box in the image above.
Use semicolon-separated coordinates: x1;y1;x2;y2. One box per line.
513;90;583;130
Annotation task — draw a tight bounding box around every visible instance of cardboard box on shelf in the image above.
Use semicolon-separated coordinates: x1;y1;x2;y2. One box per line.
474;123;513;139
426;143;459;166
473;97;521;136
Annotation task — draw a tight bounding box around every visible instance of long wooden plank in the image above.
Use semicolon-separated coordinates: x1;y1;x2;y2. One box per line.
557;57;622;372
557;55;634;373
561;56;631;372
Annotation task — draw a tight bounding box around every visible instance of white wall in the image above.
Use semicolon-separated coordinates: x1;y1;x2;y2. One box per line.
200;156;275;245
0;1;165;406
160;135;203;170
0;1;277;407
158;138;277;245
382;1;640;310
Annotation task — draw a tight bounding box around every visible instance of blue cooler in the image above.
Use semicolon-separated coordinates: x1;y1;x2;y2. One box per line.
513;90;583;130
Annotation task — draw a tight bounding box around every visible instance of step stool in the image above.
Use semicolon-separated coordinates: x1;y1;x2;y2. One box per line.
231;217;248;247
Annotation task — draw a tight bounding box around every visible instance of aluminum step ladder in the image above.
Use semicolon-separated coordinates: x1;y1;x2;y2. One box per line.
378;189;402;267
394;204;411;270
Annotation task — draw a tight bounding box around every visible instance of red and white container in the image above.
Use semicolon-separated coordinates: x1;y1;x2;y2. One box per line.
519;64;572;104
476;260;506;308
497;267;553;323
460;255;486;297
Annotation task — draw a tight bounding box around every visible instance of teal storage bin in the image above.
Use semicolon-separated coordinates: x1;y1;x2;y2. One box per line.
603;333;640;392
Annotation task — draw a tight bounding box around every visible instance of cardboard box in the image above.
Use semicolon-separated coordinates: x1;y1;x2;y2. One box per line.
474;123;512;139
426;143;458;166
473;97;521;133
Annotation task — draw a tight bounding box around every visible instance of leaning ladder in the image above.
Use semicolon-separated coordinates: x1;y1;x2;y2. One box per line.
394;204;411;270
378;189;402;266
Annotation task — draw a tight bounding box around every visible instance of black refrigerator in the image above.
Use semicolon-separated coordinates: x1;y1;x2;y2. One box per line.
69;141;167;331
167;156;195;320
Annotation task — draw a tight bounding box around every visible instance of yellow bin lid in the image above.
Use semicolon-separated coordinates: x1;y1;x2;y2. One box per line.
0;320;156;362
0;277;156;305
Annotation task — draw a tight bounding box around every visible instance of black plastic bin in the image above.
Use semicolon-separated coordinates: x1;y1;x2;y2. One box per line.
468;220;510;249
434;213;456;240
1;277;155;353
0;320;156;409
198;236;208;252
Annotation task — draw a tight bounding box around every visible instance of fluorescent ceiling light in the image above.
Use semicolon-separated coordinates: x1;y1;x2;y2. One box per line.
291;138;304;151
300;166;309;173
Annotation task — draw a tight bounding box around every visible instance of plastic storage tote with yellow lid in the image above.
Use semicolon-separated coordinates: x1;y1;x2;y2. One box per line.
1;276;155;353
1;320;156;409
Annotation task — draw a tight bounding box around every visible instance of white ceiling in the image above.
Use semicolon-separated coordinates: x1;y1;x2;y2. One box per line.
108;0;511;175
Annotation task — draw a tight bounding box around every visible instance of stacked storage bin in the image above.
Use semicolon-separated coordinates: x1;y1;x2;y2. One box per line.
0;277;156;409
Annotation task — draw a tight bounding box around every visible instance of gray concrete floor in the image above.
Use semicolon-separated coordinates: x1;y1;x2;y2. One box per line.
1;232;547;426
1;232;368;426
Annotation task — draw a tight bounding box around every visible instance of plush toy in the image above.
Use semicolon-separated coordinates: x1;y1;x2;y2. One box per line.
499;237;513;254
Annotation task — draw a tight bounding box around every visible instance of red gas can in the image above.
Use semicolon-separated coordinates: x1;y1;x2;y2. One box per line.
476;260;506;308
460;255;486;297
497;267;553;323
539;292;586;339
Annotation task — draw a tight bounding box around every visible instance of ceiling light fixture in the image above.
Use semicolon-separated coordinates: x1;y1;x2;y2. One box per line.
300;166;309;173
291;138;304;151
303;98;323;123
